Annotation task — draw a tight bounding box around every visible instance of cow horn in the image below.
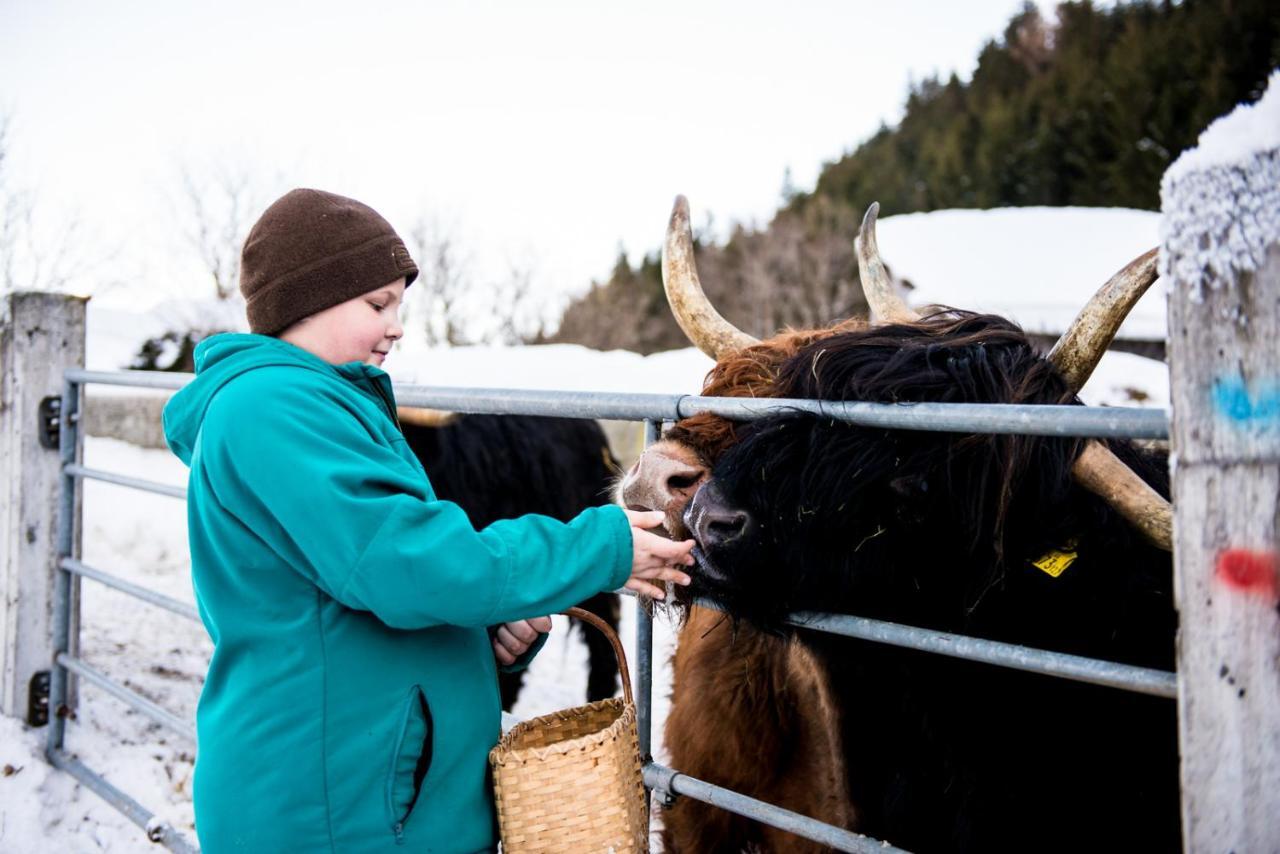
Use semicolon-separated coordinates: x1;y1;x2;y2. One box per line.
1071;442;1172;550
397;407;460;428
1048;247;1159;390
662;195;759;359
1047;247;1171;552
856;203;919;324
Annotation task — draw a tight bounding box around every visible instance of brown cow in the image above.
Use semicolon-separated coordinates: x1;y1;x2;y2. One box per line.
620;197;1171;851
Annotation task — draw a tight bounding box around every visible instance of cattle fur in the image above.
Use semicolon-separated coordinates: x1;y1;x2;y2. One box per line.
661;311;1178;852
401;414;623;709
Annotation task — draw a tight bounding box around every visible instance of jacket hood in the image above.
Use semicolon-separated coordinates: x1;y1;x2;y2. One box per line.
163;333;391;465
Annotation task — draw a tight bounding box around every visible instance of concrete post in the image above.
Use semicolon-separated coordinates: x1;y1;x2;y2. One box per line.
0;291;86;722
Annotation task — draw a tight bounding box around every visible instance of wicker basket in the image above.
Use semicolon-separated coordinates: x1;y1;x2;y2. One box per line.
489;607;649;852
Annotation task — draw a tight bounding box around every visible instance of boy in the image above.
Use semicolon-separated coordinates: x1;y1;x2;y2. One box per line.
163;188;692;852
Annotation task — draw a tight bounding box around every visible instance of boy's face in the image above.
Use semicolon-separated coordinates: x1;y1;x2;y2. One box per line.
280;278;407;367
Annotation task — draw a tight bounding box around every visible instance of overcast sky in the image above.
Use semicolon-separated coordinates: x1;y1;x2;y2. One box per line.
2;0;1055;313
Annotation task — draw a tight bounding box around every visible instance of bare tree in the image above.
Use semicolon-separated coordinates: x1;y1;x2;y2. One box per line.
127;158;273;370
487;260;545;345
177;160;265;302
0;113;86;294
406;215;470;345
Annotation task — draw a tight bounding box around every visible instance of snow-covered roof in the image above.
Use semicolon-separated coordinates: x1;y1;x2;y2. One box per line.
877;207;1166;340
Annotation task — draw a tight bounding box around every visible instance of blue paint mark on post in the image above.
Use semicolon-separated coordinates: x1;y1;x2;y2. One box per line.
1212;377;1280;429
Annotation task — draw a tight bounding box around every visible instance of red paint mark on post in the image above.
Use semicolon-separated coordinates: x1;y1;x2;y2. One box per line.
1215;549;1279;598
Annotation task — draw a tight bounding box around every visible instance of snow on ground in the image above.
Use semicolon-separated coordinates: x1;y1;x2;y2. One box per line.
877;207;1166;340
0;435;684;853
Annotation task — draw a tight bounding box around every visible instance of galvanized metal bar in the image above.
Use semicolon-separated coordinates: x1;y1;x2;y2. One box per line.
65;368;191;391
620;592;1175;697
636;419;660;762
65;368;1168;439
780;608;1177;698
397;385;686;422
675;396;1169;439
56;654;196;743
62;558;201;622
65;463;187;500
47;376;81;755
644;762;906;853
392;385;1168;439
46;748;199;854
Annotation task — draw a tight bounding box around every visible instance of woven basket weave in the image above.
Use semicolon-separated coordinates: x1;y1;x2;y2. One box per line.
490;607;649;852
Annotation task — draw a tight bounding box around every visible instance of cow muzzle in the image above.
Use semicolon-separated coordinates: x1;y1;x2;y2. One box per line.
684;480;751;568
617;440;708;538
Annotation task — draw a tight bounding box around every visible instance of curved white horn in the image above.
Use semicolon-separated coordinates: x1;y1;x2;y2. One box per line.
1050;246;1171;552
1048;247;1160;390
856;202;919;324
662;195;758;359
1070;441;1172;551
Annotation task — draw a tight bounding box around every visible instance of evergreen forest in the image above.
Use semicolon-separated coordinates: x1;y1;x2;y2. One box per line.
547;0;1280;353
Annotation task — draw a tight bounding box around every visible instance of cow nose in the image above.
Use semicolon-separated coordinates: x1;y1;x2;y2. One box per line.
685;481;750;550
620;447;707;514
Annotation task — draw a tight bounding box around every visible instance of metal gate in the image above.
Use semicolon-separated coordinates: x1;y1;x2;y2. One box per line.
47;367;1173;852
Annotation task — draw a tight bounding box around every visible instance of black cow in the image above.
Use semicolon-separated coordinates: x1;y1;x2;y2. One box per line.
401;413;622;710
682;312;1178;852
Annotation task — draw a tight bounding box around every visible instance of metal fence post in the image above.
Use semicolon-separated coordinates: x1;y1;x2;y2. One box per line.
47;374;82;753
1163;102;1280;850
0;292;85;724
636;419;660;763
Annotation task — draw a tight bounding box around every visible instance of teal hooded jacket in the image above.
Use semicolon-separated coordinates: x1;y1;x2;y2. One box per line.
162;334;632;853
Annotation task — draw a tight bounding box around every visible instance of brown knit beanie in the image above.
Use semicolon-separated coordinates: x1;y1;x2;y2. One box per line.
240;189;418;335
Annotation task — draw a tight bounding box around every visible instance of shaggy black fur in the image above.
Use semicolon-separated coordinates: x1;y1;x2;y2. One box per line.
693;312;1179;852
401;414;622;710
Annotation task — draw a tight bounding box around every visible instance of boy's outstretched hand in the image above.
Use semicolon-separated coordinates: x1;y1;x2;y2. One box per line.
492;616;553;666
491;510;695;666
624;509;695;600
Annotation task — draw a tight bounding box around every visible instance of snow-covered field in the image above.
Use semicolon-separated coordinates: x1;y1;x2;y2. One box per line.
3;205;1173;851
0;436;685;852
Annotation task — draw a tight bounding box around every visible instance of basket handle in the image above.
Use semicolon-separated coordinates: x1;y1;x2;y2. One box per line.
563;606;633;707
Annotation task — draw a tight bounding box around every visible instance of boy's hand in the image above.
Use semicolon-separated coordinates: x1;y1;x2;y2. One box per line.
624;509;695;600
492;616;553;666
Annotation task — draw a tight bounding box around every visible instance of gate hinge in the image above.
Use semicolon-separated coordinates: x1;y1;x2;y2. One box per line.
27;670;50;726
38;396;61;450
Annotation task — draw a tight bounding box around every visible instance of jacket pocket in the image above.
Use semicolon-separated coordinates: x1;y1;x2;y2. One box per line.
385;684;434;840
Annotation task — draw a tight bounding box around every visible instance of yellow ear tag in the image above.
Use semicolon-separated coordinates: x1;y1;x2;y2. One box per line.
1032;543;1078;578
